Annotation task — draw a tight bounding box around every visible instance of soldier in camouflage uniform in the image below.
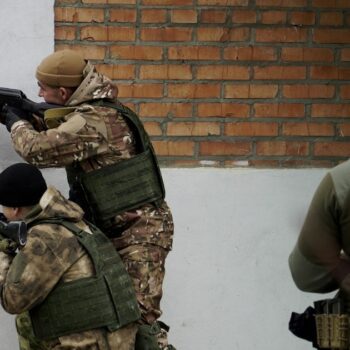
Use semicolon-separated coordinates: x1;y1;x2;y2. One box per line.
0;163;139;349
1;50;175;349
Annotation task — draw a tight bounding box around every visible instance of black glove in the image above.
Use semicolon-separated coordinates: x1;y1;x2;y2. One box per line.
1;105;26;131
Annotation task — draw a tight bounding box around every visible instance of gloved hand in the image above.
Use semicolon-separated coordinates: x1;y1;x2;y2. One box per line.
0;236;18;255
0;105;25;131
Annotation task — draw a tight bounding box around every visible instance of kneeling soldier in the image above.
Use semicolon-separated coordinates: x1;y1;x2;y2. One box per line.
0;163;140;350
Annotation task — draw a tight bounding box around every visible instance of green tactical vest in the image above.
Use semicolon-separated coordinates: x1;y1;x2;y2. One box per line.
28;218;141;340
65;100;165;232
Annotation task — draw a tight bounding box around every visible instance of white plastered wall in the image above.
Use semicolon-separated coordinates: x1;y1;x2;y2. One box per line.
0;2;335;349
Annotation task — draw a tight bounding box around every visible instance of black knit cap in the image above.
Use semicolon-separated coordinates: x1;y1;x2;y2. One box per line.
0;163;47;207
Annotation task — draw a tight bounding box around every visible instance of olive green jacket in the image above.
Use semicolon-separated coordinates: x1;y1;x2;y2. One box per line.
289;160;350;295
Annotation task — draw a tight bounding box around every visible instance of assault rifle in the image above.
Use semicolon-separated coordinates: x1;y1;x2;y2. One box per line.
0;87;59;129
0;214;27;252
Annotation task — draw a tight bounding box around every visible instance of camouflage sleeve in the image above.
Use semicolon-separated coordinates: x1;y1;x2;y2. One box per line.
0;227;81;314
10;115;108;168
0;252;14;289
289;173;343;293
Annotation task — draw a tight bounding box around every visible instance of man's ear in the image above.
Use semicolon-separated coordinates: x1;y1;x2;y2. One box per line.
58;87;71;103
13;207;22;218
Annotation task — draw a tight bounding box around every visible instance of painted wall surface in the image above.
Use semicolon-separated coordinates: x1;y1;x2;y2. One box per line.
0;166;334;350
0;2;337;350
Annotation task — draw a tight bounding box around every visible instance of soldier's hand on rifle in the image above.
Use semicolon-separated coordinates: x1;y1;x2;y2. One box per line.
0;105;28;132
0;235;18;255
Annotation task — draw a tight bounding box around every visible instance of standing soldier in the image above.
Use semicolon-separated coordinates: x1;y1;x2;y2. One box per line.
1;50;175;349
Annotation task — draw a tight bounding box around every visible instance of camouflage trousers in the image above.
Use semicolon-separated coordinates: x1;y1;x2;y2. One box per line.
111;202;175;350
117;244;173;349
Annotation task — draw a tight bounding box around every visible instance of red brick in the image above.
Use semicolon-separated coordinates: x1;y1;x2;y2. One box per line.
254;66;306;80
117;84;163;98
198;0;248;4
168;46;220;60
254;103;305;118
80;26;136;41
139;103;192;118
167;160;212;167
290;12;315;25
261;11;286;24
256;28;307;43
340;86;350;99
312;104;350;117
248;160;280;167
282;122;334;136
312;0;350;8
57;0;78;3
171;10;197;23
319;12;343;26
281;160;335;168
141;28;192;42
314;142;350;157
200;141;251;156
142;0;193;4
82;0;136;3
338;124;350;136
110;9;137;22
152;141;195;156
55;44;106;59
224;46;277;61
197;65;249;80
256;141;309;156
256;0;307;5
281;48;334;62
232;10;257;24
197;27;249;42
110;46;163;60
314;29;350;44
341;49;350;61
168;84;220;98
144;122;162;136
282;85;335;99
55;26;76;40
197;103;250;118
225;122;278;136
225;84;278;99
200;10;227;23
310;66;350;80
167;122;221;136
55;8;104;22
95;64;135;79
141;9;167;23
140;65;192;80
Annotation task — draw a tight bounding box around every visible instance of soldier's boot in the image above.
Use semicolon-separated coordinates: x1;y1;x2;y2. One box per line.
156;321;176;350
135;321;176;350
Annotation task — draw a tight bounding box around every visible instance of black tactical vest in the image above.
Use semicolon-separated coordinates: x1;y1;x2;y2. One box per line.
28;218;140;340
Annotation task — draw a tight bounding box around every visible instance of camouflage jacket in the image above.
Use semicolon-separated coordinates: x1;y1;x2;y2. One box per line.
10;63;173;250
0;186;137;349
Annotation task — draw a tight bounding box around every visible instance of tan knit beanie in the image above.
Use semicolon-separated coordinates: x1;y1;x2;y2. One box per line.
35;50;87;87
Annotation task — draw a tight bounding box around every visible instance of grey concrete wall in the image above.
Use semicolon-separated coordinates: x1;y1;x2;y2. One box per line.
0;1;336;349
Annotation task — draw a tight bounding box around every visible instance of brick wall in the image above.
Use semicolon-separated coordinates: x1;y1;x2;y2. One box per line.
54;0;350;168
